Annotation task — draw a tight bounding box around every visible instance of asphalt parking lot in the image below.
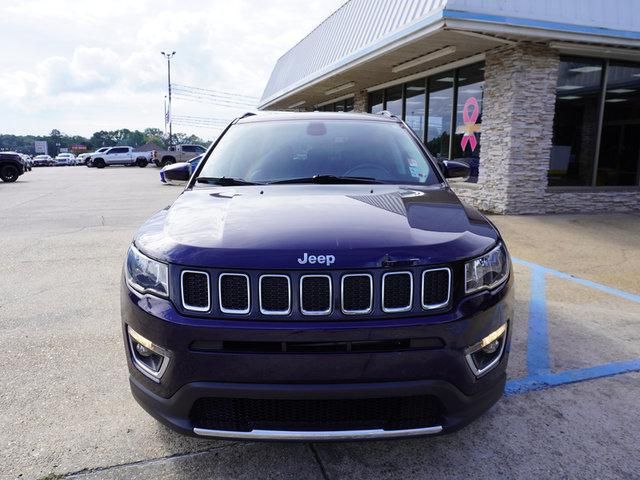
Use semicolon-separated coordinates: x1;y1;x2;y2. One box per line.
1;167;639;480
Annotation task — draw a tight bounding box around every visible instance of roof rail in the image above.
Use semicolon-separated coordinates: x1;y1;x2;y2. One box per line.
231;112;257;125
376;110;401;121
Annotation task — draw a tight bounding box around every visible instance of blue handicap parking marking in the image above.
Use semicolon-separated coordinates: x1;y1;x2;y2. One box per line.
505;258;640;396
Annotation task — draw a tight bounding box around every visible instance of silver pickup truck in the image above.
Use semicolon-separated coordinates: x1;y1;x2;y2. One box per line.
152;144;207;167
90;147;153;168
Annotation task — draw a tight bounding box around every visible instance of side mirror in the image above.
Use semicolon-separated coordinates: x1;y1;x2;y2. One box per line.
163;162;191;183
442;160;470;179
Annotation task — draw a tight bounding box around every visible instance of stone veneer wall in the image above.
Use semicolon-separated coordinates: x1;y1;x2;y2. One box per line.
352;90;368;113
543;189;640;213
455;43;561;214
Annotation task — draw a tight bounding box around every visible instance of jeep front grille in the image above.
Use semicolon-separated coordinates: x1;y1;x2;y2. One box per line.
300;275;332;315
181;267;454;318
219;273;250;314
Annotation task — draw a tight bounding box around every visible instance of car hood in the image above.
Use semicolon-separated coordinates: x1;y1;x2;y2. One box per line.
135;185;499;269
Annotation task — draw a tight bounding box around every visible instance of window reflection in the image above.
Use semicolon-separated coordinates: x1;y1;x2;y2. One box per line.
427;72;454;159
405;80;426;141
597;62;640;186
385;85;403;117
550;57;604;186
369;90;384;114
453;63;485;182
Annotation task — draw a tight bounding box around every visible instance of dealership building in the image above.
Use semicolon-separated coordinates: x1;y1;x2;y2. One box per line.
259;0;640;214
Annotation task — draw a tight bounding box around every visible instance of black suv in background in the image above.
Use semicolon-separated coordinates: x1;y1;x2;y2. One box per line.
0;152;27;183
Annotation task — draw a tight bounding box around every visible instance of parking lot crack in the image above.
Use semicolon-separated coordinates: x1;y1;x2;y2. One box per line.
308;443;331;480
62;442;242;478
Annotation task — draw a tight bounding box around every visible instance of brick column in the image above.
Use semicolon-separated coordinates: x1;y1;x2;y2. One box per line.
353;89;368;113
459;43;560;214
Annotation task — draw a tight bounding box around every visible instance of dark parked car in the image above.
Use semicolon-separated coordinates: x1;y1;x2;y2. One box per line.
0;152;27;182
121;112;513;441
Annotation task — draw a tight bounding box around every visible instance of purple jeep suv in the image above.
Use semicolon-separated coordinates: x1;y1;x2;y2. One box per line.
121;111;513;441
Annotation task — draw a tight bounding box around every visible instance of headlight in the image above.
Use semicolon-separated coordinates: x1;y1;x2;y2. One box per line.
125;244;169;297
465;243;509;294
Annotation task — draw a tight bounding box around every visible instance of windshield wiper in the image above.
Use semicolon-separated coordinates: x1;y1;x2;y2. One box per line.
196;176;263;186
270;175;384;185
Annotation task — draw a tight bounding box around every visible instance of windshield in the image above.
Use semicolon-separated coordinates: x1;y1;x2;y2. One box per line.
197;119;441;185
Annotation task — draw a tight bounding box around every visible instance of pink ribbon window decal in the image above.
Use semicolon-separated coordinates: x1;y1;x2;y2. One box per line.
458;97;481;152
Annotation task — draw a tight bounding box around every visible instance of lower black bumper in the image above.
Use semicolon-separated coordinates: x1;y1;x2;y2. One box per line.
130;372;505;441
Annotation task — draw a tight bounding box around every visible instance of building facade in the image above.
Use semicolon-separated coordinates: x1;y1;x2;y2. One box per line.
259;0;640;214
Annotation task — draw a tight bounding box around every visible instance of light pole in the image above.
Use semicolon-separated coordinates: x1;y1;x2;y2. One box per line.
161;51;175;146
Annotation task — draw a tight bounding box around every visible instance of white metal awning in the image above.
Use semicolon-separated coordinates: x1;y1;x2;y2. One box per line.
260;0;640;110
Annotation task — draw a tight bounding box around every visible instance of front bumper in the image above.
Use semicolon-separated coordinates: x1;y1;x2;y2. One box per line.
122;276;513;440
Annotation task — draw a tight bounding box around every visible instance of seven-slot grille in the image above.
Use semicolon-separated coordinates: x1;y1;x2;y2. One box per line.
219;274;250;314
181;271;210;311
259;275;291;315
181;268;453;316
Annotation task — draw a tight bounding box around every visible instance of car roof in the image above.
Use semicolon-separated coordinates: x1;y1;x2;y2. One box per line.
235;111;400;125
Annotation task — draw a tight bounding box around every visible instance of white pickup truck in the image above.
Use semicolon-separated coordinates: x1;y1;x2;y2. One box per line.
90;146;153;168
152;144;207;167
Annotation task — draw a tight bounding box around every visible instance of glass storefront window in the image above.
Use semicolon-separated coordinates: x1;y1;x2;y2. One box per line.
385;85;403;117
345;97;354;112
405;80;426;141
368;90;384;114
550;58;604;186
427;72;454;159
452;63;484;182
597;61;640;186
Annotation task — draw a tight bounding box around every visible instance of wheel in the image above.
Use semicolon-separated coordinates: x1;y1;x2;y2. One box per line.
94;158;106;169
137;158;148;168
0;164;20;182
161;157;175;167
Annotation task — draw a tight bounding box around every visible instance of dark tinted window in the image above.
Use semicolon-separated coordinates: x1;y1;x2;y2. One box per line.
198;120;440;185
385;85;403;117
109;147;128;154
427;72;454;159
452;63;485;182
597;61;640;186
368;91;384;113
345;97;354;112
405;80;426;141
550;58;604;186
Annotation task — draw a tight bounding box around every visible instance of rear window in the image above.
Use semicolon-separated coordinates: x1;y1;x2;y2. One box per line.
198;119;440;185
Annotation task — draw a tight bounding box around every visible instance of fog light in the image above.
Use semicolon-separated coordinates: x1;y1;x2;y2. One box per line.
135;343;152;357
127;326;171;383
465;324;507;377
482;339;500;355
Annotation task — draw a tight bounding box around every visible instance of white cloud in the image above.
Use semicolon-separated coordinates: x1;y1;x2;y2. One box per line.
0;0;346;138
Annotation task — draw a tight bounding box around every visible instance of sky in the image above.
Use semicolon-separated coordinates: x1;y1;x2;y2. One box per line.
0;0;346;140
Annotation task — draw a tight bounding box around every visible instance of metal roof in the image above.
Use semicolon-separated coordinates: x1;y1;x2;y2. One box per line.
260;0;640;109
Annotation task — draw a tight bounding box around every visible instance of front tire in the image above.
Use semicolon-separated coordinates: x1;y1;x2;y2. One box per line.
161;157;175;167
94;158;106;169
0;164;20;182
136;158;148;168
